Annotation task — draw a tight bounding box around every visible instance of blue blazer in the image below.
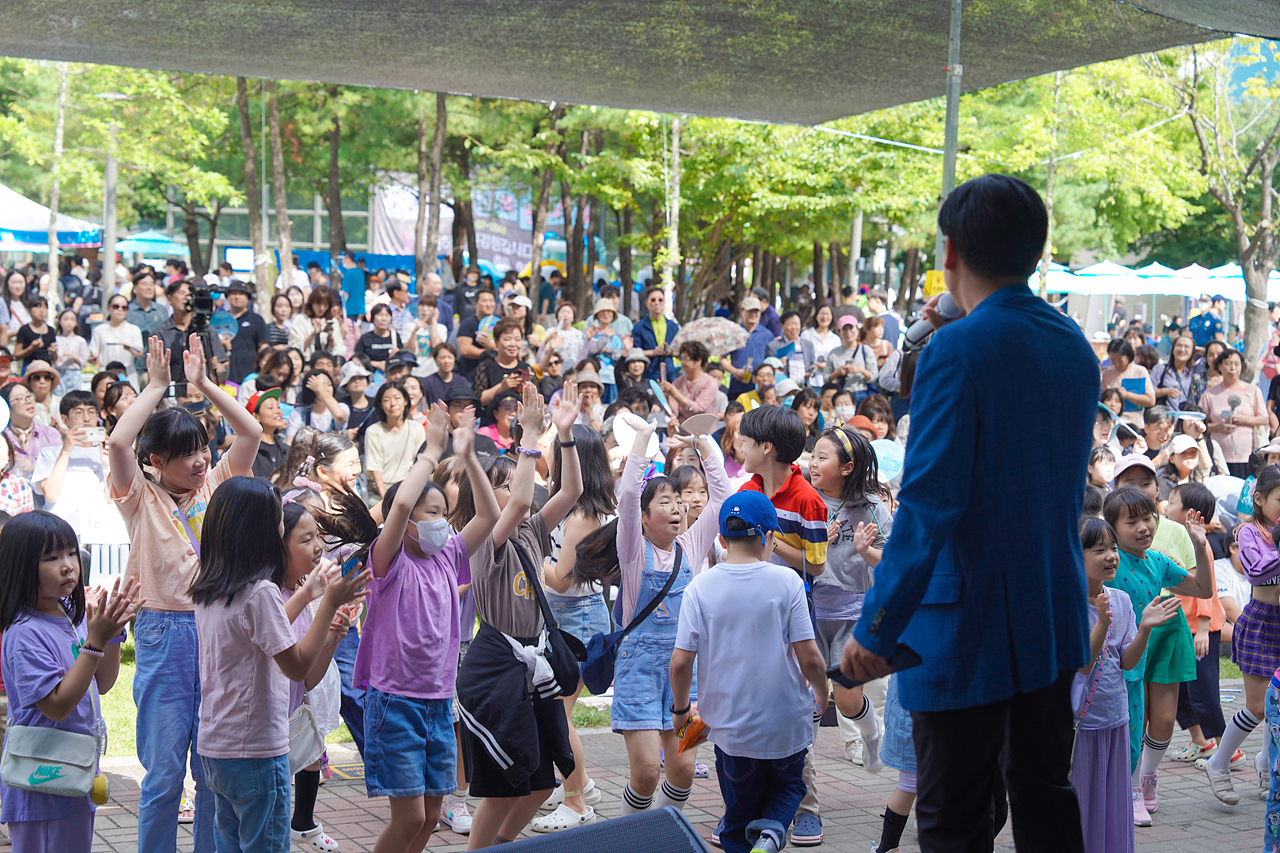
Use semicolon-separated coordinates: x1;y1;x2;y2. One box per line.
632;315;680;382
853;284;1098;712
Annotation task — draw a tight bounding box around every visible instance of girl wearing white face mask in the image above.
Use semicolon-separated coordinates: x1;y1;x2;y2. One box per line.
316;402;500;853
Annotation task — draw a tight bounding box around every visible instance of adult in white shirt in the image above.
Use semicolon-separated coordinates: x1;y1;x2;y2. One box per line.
32;390;128;545
88;296;144;385
274;254;311;293
800;304;841;388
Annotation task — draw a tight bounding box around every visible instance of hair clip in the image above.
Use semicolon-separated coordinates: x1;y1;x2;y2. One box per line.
305;455;316;464
292;475;323;492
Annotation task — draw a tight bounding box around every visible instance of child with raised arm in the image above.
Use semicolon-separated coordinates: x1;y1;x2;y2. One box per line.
670;491;829;853
106;334;263;850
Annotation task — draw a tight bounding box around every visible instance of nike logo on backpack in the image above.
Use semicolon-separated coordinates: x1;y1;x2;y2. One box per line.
28;765;66;785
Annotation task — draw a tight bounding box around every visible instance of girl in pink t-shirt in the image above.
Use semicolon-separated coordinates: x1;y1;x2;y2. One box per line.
190;477;367;853
319;403;498;853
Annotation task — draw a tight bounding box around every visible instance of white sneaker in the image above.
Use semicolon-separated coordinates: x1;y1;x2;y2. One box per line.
862;715;885;774
845;738;864;766
292;822;340;852
441;795;472;835
530;803;595;833
1259;749;1270;802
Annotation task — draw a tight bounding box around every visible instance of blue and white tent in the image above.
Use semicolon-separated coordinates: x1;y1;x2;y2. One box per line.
0;181;100;251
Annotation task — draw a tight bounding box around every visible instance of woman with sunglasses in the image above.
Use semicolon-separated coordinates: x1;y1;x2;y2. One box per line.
88;296;143;387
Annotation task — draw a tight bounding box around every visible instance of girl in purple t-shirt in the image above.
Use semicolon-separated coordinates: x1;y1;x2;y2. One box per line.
321;402;497;853
0;511;139;853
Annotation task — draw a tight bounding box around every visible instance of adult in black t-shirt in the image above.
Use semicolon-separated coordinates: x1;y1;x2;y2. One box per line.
455;289;498;380
440;385;500;458
354;304;400;372
224;281;271;384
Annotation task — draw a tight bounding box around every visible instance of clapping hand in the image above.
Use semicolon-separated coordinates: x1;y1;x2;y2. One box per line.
145;336;171;388
1184;508;1208;547
183;333;208;390
551;379;578;436
86;577;143;649
1140;595;1183;629
1094;591;1112;628
453;406;477;458
518;381;546;437
852;522;878;555
424;402;448;458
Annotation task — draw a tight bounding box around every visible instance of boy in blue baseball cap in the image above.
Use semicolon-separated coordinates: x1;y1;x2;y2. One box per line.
670;491;830;853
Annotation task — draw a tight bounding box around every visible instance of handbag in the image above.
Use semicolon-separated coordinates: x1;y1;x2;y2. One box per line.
1;617;104;798
512;541;588;698
580;543;684;696
288;701;325;776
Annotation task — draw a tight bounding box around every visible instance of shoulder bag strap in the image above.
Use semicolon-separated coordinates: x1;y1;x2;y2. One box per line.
618;542;684;641
168;491;200;560
511;538;562;632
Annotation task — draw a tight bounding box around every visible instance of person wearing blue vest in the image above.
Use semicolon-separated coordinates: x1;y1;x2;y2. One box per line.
632;286;680;383
843;174;1096;853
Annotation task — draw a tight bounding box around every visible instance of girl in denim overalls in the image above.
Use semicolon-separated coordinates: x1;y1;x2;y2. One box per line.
573;415;730;816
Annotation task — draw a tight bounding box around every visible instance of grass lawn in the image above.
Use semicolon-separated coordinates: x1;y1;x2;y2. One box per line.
101;639;611;758
1222;657;1242;679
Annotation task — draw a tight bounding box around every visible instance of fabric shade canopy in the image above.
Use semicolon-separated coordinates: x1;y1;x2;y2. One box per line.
0;181;100;251
114;229;190;257
0;1;1239;125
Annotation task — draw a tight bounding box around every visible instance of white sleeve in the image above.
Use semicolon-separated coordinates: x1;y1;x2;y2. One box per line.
674;582;702;652
786;574;815;643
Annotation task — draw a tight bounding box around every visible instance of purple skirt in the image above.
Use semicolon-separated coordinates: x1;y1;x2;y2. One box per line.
1234;599;1280;677
1071;724;1133;853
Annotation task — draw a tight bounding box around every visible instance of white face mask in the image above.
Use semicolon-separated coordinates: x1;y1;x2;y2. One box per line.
412;517;453;556
834;405;856;421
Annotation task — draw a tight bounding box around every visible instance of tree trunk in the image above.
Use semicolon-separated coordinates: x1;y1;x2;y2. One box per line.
267;81;291;288
619;203;633;317
181;200;203;273
733;253;746;306
236;78;270;302
563;177;585;313
676;258;687;319
567;130;589;313
662;116;681;297
203;203;223;278
731;244;746;320
763;251;777;309
325;86;346;264
847;212;863;292
899;248;920;312
450;203;464;281
750;246;762;298
813;242;825;305
414;111;429;279
529;106;566;302
424;94;447;277
830;242;843;293
46;63;68;290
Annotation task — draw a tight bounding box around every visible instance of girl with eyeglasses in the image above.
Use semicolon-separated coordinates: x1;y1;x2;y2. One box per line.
88;298;143;388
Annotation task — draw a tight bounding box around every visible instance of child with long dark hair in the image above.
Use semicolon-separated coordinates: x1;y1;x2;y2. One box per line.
572;412;729;819
0;512;139;853
189;477;367;853
106;335;263;849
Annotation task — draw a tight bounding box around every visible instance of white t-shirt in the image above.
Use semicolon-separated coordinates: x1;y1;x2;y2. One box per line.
675;559;815;759
89;321;143;379
1216;557;1252;607
32;445;128;544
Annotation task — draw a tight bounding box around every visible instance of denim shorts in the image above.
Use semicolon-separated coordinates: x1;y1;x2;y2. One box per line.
363;689;456;798
610;635;695;731
546;592;611;645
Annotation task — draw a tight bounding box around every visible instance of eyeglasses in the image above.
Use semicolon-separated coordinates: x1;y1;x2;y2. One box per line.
653;499;688;512
110;303;128;310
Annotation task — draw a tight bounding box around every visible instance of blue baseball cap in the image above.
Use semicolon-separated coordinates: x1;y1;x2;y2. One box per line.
719;490;781;539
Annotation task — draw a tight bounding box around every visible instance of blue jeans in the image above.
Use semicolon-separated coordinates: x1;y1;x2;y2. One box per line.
200;755;291;853
714;746;807;853
333;628;365;758
1266;681;1280;852
133;609;214;853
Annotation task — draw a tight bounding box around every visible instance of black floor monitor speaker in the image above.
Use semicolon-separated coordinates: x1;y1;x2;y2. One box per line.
503;806;712;853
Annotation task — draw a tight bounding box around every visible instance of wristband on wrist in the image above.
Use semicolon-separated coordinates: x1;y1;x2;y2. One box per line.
670;702;691;716
79;643;105;658
556;437;577;448
515;446;542;459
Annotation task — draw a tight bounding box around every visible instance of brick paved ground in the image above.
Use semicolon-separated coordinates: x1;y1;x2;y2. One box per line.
87;679;1269;852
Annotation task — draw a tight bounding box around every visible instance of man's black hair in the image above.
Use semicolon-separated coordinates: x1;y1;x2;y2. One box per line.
937;174;1048;281
59;390;98;417
739;406;807;465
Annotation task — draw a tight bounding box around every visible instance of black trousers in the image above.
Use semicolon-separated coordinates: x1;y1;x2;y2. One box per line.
1176;630;1226;740
911;670;1084;853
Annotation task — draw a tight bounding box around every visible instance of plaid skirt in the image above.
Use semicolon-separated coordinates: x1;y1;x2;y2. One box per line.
1233;598;1280;678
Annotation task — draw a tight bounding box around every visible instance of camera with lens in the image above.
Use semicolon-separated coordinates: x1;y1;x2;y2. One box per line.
186;282;228;334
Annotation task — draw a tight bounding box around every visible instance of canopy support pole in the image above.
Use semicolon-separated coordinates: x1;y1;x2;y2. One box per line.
932;0;964;270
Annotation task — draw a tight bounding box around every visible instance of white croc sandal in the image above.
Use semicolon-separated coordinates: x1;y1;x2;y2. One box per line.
529;804;595;833
292;822;340;852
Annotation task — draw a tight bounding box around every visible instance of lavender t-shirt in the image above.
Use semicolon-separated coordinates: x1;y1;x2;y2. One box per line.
1071;587;1138;731
0;610;97;822
196;579;297;759
283;590;315;714
353;534;471;699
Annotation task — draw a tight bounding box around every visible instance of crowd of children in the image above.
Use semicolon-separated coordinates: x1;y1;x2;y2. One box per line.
3;261;1280;853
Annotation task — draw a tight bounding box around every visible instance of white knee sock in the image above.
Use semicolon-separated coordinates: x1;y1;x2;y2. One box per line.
1139;734;1170;777
653;780;691;812
1209;709;1260;773
622;784;653;815
843;695;879;741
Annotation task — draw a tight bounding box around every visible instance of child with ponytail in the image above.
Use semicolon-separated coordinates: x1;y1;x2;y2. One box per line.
572;412;730;820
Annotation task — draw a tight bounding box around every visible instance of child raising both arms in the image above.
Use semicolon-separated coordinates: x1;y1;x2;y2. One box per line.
0;513;140;853
189;477;368;853
1074;516;1181;853
107;335;264;850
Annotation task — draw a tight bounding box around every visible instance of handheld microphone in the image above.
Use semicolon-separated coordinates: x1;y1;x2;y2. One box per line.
903;293;961;351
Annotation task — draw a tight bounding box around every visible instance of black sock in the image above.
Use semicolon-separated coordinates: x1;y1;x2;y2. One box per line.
877;808;909;853
291;769;320;832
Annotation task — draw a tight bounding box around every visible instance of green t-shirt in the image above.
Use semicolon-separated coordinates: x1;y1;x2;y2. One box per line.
1107;548;1188;682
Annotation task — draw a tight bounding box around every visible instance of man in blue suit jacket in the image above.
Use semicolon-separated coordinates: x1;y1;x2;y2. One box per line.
632;285;680;383
844;175;1095;853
